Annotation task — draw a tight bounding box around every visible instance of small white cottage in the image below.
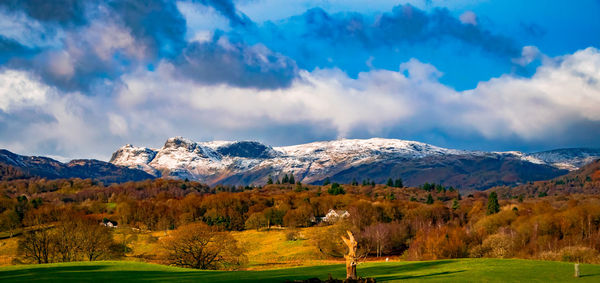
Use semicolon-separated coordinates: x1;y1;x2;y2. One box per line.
322;209;350;223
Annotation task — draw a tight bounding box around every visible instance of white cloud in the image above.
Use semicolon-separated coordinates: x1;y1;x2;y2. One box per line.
2;47;600;160
462;47;600;139
0;69;49;112
116;47;600;144
0;69;108;159
83;22;145;61
108;113;129;136
0;9;62;48
46;50;75;79
512;45;542;66
459;11;477;26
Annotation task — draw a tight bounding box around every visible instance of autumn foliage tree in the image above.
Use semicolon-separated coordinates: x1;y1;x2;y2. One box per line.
161;222;246;270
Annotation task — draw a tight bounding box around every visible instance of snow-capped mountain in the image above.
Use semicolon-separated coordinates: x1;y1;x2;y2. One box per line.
109;137;600;190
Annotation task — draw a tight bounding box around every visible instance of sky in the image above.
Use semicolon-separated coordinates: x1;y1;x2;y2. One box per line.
0;0;599;161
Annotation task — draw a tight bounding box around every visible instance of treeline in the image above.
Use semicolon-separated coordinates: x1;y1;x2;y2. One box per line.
3;176;600;266
491;159;600;198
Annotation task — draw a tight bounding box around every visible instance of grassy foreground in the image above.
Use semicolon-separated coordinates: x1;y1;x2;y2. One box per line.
1;259;599;282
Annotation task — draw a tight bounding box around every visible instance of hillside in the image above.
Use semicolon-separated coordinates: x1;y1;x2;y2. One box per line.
108;137;600;190
490;159;600;198
0;259;599;282
0;150;154;184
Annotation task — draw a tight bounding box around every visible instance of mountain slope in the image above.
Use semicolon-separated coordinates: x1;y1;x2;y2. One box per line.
110;137;599;190
0;149;154;183
490;159;600;197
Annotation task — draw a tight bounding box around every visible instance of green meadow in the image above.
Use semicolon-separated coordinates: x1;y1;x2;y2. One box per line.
1;258;599;282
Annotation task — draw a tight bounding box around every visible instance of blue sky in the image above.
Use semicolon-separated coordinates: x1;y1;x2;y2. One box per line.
0;0;599;160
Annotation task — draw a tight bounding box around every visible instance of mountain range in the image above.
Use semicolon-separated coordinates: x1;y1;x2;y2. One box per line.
109;137;600;190
2;137;598;190
0;149;153;183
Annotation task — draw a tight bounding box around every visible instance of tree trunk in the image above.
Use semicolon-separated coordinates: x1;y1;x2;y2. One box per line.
342;231;358;280
346;258;357;279
574;263;580;277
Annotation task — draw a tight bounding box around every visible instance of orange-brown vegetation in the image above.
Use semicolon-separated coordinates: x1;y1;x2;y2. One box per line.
1;174;600;269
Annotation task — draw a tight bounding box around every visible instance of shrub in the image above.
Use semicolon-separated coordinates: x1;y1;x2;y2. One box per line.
470;233;515;258
559;246;599;263
285;230;300;241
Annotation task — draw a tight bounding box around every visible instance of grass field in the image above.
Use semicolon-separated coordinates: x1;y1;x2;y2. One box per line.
1;258;599;282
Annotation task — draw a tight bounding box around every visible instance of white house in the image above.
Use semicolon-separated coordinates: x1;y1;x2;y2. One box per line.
322;209;350;223
100;219;118;228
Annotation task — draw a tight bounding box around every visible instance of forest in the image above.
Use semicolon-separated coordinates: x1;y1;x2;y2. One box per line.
1;165;600;269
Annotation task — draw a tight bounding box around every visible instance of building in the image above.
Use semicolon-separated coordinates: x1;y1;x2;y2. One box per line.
101;219;118;228
322;209;350;223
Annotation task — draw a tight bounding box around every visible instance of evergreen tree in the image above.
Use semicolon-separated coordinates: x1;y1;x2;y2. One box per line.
426;193;434;204
387;178;394;187
282;174;289;184
362;179;368;186
436;184;444;193
371;181;375;187
289;174;295;185
323;177;331;186
276;179;281;185
294;182;303;192
267;176;273;185
452;198;460;210
351;178;358;186
421;183;434;192
394;178;403;188
487;192;500;215
327;183;345;195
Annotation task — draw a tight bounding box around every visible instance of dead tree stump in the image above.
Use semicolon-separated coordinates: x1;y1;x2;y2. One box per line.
341;230;358;280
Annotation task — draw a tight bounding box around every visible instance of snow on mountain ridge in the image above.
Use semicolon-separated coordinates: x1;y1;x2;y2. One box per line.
109;137;600;185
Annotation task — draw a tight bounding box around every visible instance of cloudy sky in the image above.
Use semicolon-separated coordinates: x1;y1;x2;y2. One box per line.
1;0;599;161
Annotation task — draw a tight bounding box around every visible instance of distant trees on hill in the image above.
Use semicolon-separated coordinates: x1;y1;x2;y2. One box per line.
2;173;600;266
327;183;345;195
267;173;296;185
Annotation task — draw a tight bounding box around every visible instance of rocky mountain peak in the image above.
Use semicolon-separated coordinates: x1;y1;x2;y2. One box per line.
109;137;600;189
215;141;278;159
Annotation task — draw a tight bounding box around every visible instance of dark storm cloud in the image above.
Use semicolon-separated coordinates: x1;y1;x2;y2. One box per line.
196;0;253;27
376;6;520;57
294;5;520;57
0;0;293;91
0;36;35;60
175;33;297;89
520;22;546;38
237;4;523;84
0;0;90;26
107;0;187;58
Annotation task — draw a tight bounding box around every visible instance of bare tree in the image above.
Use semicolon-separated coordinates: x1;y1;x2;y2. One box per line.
161;222;246;270
0;210;20;238
362;223;390;258
78;220;114;261
18;228;53;264
53;220;81;262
